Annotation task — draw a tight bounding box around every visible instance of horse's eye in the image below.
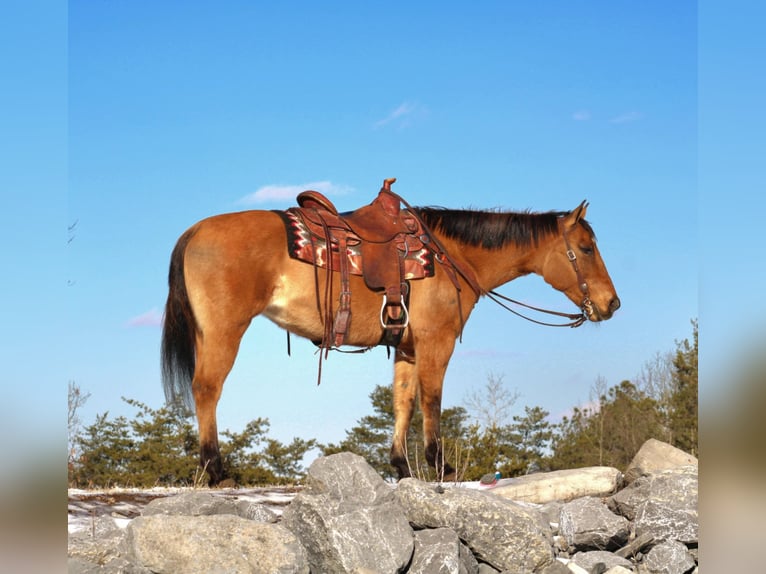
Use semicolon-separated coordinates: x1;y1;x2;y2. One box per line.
580;245;594;256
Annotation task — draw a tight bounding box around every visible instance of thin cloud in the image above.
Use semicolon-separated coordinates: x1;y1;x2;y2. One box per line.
572;110;591;121
610;111;642;124
126;308;163;328
374;101;422;130
238;181;353;205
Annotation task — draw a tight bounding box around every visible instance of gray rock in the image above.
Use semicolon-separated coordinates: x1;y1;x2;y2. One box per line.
610;466;697;547
409;527;479;574
539;560;571;573
68;555;154;574
624;439;697;484
67;516;126;570
571;550;634;572
396;478;553;573
632;469;697;544
141;490;278;522
67;452;702;574
614;532;654;559
560;497;630;551
282;452;414;574
638;540;695;574
125;514;309;573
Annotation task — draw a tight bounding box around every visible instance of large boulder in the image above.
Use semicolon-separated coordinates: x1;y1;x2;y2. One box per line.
396;478;553;573
624;439;697;484
610;467;698;544
141;490;278;522
282;452;414;574
493;466;623;504
125;514;308;574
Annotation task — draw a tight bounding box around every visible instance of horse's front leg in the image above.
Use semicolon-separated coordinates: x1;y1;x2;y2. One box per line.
390;350;418;479
416;338;457;481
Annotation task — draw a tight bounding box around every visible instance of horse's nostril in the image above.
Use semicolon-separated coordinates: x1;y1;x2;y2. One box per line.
609;297;621;313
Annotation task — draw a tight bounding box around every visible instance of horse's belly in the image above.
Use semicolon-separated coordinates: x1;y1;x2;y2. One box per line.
263;270;386;347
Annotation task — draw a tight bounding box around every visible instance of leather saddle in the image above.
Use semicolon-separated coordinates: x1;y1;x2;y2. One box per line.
287;178;428;348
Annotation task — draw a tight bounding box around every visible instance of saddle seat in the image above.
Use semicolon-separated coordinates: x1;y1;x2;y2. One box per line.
291;178;427;348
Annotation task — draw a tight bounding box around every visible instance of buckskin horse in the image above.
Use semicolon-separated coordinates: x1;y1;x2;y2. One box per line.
161;179;619;485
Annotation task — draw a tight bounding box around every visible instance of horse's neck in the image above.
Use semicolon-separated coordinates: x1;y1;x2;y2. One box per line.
443;235;551;292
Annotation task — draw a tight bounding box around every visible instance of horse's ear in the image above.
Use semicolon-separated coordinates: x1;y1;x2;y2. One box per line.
563;200;589;228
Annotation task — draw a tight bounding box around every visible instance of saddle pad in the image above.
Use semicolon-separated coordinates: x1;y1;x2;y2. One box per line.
276;210;435;281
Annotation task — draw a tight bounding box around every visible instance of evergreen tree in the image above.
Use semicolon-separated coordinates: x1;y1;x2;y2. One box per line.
323;385;397;477
220;418;273;485
75;413;135;487
512;406;554;473
322;384;472;481
668;319;698;455
123;398;199;486
262;437;318;483
550;380;661;470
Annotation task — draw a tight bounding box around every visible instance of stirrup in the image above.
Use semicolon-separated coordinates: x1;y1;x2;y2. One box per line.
380;294;409;330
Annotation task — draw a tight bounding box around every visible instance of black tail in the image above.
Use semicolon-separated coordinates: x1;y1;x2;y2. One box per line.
161;228;198;414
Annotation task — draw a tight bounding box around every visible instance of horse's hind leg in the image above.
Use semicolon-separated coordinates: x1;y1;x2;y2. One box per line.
193;323;249;486
390;350;418;479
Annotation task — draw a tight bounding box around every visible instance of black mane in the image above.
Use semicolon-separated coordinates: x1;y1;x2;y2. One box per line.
415;207;574;250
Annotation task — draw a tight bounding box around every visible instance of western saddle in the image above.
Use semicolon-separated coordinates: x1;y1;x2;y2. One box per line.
281;178;481;352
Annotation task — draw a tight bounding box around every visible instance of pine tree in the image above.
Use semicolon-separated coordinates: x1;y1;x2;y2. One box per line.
123;398;199;486
512;406;553;473
75;413;135;487
322;384;472;481
668;319;698;455
550;380;662;470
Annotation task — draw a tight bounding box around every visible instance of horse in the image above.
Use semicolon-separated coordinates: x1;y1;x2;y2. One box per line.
161;186;620;485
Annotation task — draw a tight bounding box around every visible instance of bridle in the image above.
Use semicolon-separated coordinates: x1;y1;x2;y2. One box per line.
485;225;593;328
562;226;595;320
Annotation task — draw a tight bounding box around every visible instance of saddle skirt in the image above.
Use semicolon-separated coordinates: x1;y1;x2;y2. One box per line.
278;209;435;284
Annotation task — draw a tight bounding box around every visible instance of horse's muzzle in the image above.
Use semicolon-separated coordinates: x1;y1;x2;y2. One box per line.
587;296;620;322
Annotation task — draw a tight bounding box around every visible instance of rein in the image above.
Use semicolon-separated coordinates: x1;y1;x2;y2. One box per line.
485;290;586;328
484;220;592;329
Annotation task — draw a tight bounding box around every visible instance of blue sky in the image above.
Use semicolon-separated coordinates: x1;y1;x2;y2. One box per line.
9;1;741;456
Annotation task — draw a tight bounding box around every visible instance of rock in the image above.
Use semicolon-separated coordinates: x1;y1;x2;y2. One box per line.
125;514;308;573
282;452;414;574
68;451;700;574
571;550;634;572
67;516;127;570
396;478;553;573
141;490;278;522
622;468;698;545
638;540;695;574
559;497;630;551
564;562;590;574
408;527;479;574
539;559;571;573
614;531;654;559
624;439;697;484
492;467;623;504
